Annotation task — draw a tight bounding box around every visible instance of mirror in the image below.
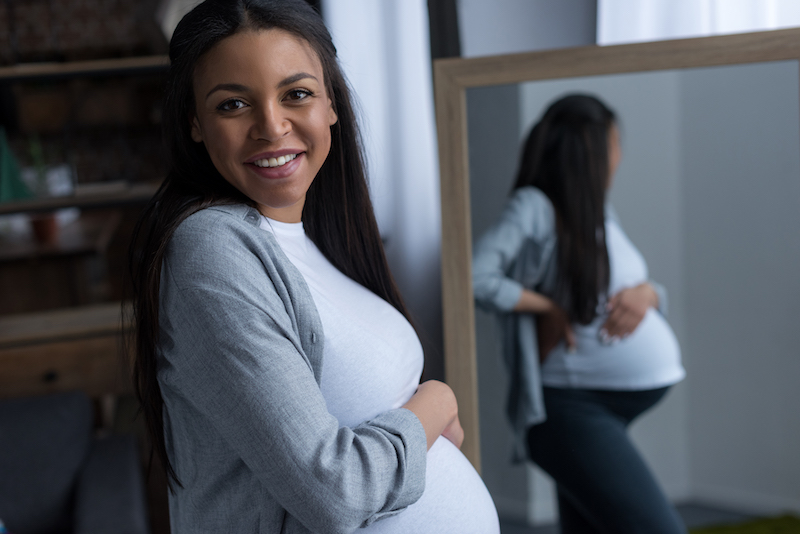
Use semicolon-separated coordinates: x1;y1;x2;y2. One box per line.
435;28;800;521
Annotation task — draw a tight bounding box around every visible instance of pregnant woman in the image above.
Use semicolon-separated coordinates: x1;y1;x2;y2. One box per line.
473;94;686;534
127;1;499;532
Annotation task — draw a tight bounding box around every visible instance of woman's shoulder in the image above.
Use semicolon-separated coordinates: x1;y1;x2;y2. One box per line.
503;186;556;236
171;203;264;252
177;202;258;234
166;203;278;284
162;202;318;329
510;186;554;209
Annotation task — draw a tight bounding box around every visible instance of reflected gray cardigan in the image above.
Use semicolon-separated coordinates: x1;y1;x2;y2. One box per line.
157;203;427;534
472;187;667;461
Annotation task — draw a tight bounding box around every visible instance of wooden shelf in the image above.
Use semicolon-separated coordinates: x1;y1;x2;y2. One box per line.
0;210;122;263
0;302;131;349
0;55;170;81
0;182;159;216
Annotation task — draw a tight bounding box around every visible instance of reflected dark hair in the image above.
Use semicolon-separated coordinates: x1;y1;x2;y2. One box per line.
127;0;408;489
513;94;615;324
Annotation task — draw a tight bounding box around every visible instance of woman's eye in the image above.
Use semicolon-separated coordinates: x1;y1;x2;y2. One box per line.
286;89;312;101
217;99;247;111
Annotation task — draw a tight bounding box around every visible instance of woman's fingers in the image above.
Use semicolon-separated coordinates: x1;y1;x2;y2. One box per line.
606;292;620;311
603;309;634;338
442;414;465;449
602;285;652;339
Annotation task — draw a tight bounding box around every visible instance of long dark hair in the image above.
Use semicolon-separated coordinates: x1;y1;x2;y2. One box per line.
513;94;615;325
127;0;409;488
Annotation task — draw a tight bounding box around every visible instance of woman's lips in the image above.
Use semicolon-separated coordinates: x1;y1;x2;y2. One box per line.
246;152;303;179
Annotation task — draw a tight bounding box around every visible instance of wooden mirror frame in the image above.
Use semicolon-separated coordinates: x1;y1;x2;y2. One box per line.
433;27;800;471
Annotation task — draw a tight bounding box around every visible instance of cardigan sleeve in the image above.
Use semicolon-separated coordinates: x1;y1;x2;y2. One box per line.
158;210;427;533
472;187;557;313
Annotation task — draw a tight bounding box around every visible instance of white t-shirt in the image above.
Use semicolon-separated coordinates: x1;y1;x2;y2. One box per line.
260;216;499;533
540;218;685;390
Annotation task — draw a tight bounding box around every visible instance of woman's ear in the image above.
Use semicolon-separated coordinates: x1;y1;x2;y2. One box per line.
327;99;338;127
190;115;204;143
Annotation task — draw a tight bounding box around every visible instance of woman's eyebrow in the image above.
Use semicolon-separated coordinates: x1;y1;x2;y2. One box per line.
278;72;318;87
204;73;319;101
205;83;249;101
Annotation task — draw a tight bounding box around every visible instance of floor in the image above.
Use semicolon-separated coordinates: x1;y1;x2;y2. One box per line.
498;502;755;533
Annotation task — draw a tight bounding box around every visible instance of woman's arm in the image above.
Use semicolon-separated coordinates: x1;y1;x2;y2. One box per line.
162;209;428;533
402;380;463;449
472;189;575;356
514;289;576;355
512;288;557;313
472;188;557;313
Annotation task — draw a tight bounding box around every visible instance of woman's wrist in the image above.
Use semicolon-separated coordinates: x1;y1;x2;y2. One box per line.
639;282;659;308
402;380;458;449
513;289;556;314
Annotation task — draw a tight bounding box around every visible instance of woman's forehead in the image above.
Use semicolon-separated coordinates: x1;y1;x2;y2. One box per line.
193;28;325;87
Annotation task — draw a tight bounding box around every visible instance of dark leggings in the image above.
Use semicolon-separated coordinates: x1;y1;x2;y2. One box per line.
526;387;687;534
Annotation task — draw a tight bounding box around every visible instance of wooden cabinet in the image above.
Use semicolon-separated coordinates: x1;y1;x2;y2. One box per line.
0;302;132;400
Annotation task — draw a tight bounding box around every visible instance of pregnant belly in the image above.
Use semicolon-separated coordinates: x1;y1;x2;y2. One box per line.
361;436;500;533
542;309;685;389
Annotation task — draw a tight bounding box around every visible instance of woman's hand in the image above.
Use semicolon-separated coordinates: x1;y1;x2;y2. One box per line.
536;306;576;361
513;289;576;361
442;412;465;449
600;282;658;341
402;380;460;450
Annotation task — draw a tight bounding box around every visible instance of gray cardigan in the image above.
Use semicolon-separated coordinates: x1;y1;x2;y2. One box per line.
157;203;427;534
472;187;667;461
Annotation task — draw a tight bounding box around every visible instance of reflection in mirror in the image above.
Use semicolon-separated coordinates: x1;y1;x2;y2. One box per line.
468;61;800;523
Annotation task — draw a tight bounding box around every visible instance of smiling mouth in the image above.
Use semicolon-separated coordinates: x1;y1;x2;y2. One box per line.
252;154;298;168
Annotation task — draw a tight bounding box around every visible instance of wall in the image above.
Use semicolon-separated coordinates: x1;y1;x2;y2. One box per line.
680;60;800;513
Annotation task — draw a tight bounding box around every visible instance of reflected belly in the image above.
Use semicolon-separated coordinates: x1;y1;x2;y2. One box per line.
361;437;500;533
542;309;685;389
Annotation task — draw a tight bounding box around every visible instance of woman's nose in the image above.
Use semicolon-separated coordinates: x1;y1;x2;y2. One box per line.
251;104;291;141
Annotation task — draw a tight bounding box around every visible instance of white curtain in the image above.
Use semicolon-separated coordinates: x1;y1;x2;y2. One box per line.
323;0;443;361
598;0;800;45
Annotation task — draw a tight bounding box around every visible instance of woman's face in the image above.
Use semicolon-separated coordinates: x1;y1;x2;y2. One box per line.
190;29;337;222
607;123;622;189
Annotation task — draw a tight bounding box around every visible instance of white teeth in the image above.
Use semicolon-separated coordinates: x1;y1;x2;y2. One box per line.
253;153;297;168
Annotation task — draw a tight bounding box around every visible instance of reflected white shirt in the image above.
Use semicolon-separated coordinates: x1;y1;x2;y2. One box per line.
541;218;685;390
